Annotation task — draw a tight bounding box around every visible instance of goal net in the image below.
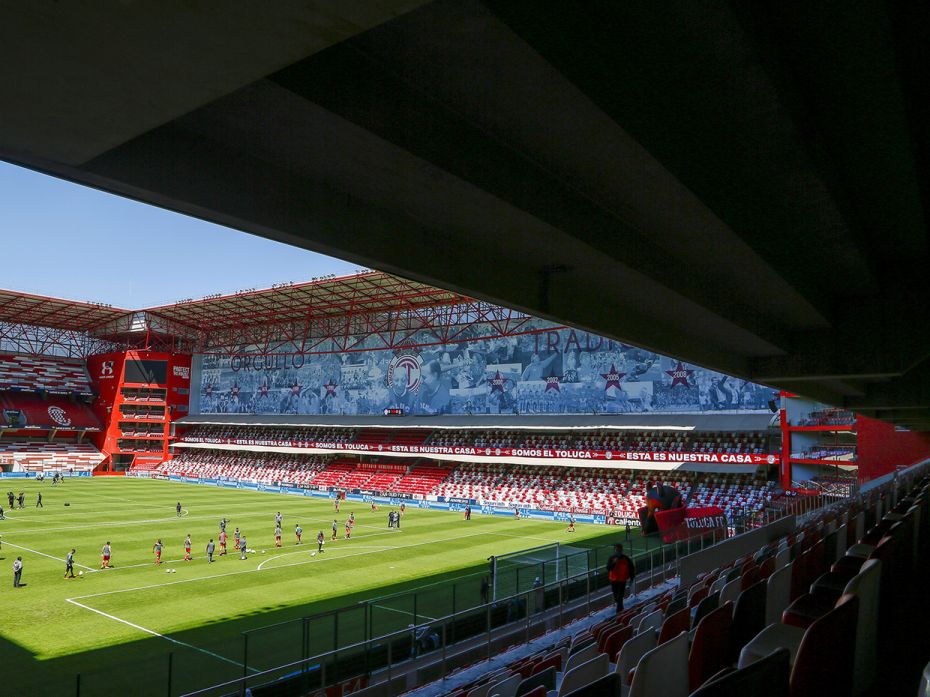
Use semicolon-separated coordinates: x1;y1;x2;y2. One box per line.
490;543;591;601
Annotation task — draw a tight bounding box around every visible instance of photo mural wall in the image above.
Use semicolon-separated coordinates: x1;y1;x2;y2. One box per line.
196;319;776;416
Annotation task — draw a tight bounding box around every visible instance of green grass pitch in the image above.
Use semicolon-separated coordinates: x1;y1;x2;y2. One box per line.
0;478;655;696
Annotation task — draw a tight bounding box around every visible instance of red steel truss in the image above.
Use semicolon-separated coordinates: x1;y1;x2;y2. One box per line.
143;271;541;355
0;272;549;358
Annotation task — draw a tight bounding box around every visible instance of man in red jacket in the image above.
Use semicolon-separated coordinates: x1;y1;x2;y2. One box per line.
606;543;636;613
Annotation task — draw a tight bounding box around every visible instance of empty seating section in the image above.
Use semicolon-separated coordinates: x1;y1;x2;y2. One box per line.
178;425;772;456
159;450;328;484
0;353;93;394
793;408;855;427
0;440;104;470
392;464;453;495
435;465;775;518
162;444;776;516
434;466;929;697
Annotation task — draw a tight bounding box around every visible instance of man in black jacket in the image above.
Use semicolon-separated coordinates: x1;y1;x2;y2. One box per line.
605;543;636;613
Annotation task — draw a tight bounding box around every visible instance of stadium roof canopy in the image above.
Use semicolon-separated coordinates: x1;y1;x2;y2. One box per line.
144;271;462;333
2;2;929;425
0;271;530;356
0;289;128;332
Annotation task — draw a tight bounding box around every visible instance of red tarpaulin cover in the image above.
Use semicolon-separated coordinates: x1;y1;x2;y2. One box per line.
1;393;100;430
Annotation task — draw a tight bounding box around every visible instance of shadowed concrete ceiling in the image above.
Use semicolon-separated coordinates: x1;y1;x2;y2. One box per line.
2;1;929;425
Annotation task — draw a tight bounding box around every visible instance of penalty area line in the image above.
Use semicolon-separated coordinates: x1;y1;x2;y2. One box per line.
65;599;256;672
1;541;99;573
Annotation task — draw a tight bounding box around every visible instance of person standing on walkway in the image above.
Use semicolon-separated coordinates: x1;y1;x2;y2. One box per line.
606;543;635;613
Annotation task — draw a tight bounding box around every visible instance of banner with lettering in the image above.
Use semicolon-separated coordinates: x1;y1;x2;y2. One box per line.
179;437;776;465
654;505;728;543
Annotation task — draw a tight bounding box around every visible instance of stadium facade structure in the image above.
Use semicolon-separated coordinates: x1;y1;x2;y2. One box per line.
1;272;928;499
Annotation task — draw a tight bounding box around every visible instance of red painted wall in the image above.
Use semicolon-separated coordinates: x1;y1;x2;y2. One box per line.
856;415;930;483
87;351;191;470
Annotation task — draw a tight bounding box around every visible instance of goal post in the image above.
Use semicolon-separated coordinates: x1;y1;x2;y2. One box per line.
489;543;591;601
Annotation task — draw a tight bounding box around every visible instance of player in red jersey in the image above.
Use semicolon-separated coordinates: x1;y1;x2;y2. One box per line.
274;525;282;548
219;529;227;555
101;542;111;569
153;539;163;565
184;534;192;561
334;498;340;514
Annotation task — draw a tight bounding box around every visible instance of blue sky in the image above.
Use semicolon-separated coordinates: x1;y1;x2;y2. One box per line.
0;162;359;308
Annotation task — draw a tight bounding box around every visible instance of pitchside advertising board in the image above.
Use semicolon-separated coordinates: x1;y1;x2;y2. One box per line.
195;318;776;417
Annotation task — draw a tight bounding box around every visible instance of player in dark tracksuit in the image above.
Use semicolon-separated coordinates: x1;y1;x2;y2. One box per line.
64;549;75;578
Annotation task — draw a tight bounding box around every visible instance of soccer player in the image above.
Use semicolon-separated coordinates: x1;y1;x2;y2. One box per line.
334;498;340;514
275;525;282;548
184;535;192;561
234;527;241;550
400;502;405;516
17;492;24;509
206;539;216;563
176;501;182;517
153;539;163;565
567;515;576;533
64;549;75;579
349;512;355;527
331;519;338;541
316;531;325;553
295;524;302;545
344;519;351;540
239;534;248;560
101;541;111;569
219;529;227;556
36;492;43;508
275;511;283;528
220;518;228;533
514;507;520;521
370;501;377;513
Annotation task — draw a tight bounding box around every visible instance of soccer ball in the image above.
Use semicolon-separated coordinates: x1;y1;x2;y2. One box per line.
261;550;266;554
78;571;83;576
311;552;317;557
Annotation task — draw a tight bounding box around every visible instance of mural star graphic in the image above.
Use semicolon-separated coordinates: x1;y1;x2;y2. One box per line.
489;371;507;393
666;361;695;388
600;363;626;391
323;380;339;397
544;373;561;393
290;381;302;396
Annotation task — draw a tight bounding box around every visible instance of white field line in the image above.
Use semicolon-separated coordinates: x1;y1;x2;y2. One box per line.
2;541;99;573
65;599;255;671
371;604;438;622
256;545;395;570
